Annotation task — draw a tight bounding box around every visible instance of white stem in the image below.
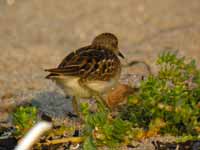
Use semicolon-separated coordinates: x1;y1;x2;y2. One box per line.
14;121;52;150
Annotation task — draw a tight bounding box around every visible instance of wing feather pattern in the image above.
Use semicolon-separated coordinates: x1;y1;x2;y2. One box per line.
45;46;120;81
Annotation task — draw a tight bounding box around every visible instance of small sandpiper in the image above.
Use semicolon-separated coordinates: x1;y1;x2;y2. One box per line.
45;33;125;115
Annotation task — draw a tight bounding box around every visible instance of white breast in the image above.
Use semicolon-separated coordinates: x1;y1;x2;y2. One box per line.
87;79;118;94
53;76;119;98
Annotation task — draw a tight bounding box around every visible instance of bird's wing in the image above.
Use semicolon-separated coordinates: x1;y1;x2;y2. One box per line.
45;47;121;81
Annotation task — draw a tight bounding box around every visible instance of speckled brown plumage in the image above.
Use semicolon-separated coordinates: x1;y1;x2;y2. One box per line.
46;45;121;81
45;33;124;115
46;33;123;81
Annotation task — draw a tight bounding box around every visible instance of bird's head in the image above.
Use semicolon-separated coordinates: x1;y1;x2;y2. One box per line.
92;33;125;59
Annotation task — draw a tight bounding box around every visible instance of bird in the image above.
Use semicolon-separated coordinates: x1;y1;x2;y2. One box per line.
45;33;125;116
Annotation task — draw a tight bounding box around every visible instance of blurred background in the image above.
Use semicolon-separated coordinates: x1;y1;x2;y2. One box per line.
0;0;200;122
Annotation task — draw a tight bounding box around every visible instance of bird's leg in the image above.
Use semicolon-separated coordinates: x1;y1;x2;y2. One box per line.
92;92;108;112
78;79;108;112
72;96;80;117
65;96;78;118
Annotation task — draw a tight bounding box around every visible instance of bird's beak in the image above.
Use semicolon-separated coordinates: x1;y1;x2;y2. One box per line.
118;51;125;59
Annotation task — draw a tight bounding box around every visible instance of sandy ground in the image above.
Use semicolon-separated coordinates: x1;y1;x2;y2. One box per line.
0;0;200;149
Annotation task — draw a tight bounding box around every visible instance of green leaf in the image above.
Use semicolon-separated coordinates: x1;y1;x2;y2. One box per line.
12;106;38;136
83;136;96;150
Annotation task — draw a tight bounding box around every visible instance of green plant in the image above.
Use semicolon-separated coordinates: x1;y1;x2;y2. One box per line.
13;106;38;136
121;51;200;139
81;102;133;149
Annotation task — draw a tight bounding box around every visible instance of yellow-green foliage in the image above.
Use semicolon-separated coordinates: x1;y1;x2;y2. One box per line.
81;103;132;149
121;52;200;138
13;106;38;136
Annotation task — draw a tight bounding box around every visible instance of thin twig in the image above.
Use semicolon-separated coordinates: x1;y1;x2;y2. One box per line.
43;137;84;145
123;60;152;75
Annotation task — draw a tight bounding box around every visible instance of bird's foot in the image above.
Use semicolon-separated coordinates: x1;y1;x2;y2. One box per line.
67;112;78;119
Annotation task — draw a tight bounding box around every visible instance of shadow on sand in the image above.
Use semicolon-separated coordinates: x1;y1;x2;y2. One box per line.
31;91;73;119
